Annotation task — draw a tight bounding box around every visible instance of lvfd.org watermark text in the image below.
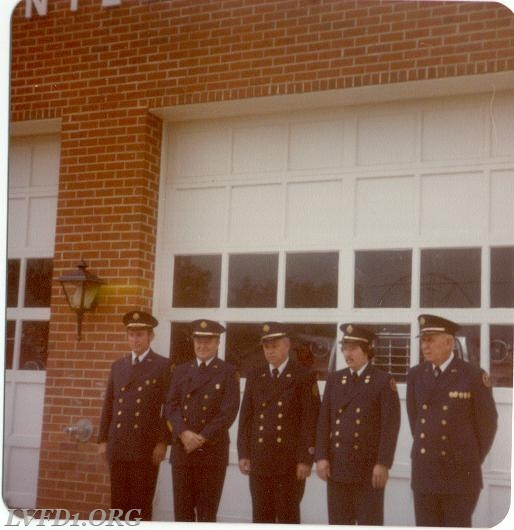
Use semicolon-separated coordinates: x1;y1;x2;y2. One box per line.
6;509;142;526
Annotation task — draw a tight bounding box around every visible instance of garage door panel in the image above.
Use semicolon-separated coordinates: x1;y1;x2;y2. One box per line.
286;180;343;243
357;113;418;166
229;184;283;245
420;172;488;236
355;176;417;237
491;93;514;158
422;103;487;161
169;126;232;179
490;169;514;235
232;124;288;174
288;120;344;170
168;187;227;248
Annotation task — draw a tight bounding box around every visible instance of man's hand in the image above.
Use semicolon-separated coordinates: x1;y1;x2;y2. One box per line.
296;462;311;480
98;442;108;461
316;459;330;481
371;463;389;489
179;430;206;453
238;458;251;475
152;442;167;466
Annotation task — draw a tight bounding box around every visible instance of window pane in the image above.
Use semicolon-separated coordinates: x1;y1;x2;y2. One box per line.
420;248;481;307
169;322;195;366
285;252;338;308
7;259;20;307
490;325;513;388
454;325;480;367
225;323;263;377
20;320;49;370
359;324;410;383
172;255;221;308
286;323;337;381
355;250;411;308
25;258;53;307
5;320;15;369
228;254;278;307
491;247;514;308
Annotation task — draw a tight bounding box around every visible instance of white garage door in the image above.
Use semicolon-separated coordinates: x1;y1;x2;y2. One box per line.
152;92;513;525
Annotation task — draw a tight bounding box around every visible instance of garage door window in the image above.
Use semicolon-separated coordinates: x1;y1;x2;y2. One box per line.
491;247;514;308
172;255;221;307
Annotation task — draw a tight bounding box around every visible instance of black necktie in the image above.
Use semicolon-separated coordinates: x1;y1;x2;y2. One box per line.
199;362;207;371
272;367;279;379
352;371;359;383
133;357;140;367
434;366;441;378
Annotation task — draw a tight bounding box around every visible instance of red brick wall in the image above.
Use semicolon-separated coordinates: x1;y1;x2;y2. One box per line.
9;0;514;516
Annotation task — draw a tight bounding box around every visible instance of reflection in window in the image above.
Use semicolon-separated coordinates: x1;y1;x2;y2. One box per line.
285;252;338;308
490;325;513;388
7;260;20;307
25;258;53;307
354;250;411;308
420;248;481;307
287;323;337;380
228;254;278;307
172;255;221;308
20;321;49;370
5;320;15;369
225;323;263;377
360;324;410;383
170;322;195;366
491;247;514;308
454;325;480;368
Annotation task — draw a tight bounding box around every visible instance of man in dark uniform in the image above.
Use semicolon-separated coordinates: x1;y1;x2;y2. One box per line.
315;323;401;525
237;322;320;523
165;319;240;522
98;310;171;521
407;314;498;527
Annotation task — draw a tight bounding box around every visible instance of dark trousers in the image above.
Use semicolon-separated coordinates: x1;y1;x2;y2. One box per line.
171;462;227;522
110;459;159;521
249;472;306;524
327;478;384;525
413;490;480;527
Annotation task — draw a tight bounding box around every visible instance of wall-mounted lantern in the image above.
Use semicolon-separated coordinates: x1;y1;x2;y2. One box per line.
58;259;105;341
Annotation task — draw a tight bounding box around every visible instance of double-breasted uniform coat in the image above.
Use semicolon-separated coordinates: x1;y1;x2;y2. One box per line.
406;355;498;526
98;349;171;520
315;363;401;524
165;356;240;521
237;358;320;523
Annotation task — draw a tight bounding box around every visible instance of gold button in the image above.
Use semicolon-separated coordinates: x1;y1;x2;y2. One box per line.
441;451;446;456
353;445;359;450
204;394;209;399
135;412;140;417
278;413;283;419
277;401;283;407
134;424;139;429
186;394;191;399
118;398;123;403
202;406;207;411
259;414;264;419
355;419;361;424
153;379;157;384
422;404;428;410
356;408;361;413
277;425;282;431
336;419;340;425
420;448;426;454
262;402;266;407
259;426;264;431
443;405;448;411
201;419;206;424
335;431;339;436
184;405;188;410
116;423;121;428
338;408;343;414
258;438;263;443
441;420;447;426
335;442;340;448
354;432;359;438
136;398;141;403
138;386;143;391
441;435;447;441
117;411;122;416
277;437;282;443
145;379;150;385
121;387;125;392
421;418;426;424
420;433;425;439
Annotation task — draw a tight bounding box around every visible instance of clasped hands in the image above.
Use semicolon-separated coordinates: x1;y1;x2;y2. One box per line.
179;430;206;453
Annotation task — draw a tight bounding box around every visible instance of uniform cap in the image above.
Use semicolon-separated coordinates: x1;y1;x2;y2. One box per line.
417;314;459;337
191;319;226;337
123;310;158;329
260;322;289;341
339;323;375;345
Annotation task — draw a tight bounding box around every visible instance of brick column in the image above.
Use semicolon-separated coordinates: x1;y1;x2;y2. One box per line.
36;107;162;515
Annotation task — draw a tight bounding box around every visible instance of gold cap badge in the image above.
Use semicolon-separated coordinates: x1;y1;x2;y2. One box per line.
200;321;207;329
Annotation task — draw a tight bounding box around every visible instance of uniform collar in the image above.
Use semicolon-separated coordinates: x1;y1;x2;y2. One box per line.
269;357;289;376
132;348;150;364
434;352;454;374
